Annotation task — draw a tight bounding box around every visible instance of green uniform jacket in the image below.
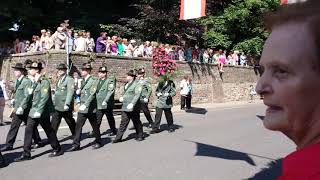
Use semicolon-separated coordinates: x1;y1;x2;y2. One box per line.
79;76;98;114
138;79;152;102
29;76;54;118
121;80;142;112
155;80;176;109
96;76;116;110
54;75;75;112
14;76;33;115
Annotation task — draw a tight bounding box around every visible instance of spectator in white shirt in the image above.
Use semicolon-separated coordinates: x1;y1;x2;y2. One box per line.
74;32;87;52
0;78;8;126
85;32;95;52
180;76;189;110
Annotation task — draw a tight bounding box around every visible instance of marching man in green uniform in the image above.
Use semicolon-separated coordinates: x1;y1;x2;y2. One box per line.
113;70;144;143
15;60;63;162
151;76;177;134
94;66;117;136
68;63;102;151
51;63;76;136
137;68;154;128
1;62;43;152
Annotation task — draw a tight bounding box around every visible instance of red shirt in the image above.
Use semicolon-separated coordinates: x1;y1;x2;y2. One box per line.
278;143;320;180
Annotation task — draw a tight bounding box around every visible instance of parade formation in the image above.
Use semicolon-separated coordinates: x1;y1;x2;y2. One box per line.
0;59;177;166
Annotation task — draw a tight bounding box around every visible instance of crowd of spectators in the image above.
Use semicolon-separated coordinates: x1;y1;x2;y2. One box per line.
1;20;253;68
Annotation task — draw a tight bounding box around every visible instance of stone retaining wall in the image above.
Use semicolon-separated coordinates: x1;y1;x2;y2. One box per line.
0;51;259;105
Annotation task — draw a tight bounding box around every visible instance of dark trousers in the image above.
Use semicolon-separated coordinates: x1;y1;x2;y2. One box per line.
0;151;4;164
181;95;187;109
73;113;101;146
140;102;153;124
153;107;174;129
114;111;143;141
186;95;192;109
96;108;117;134
23;116;61;155
51;110;76;135
5;113;41;146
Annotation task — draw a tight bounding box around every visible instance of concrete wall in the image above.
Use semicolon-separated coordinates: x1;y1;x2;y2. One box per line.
0;51;259;105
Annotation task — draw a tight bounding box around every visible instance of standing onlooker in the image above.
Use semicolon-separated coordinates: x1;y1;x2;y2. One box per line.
53;27;66;50
40;29;47;50
85;32;95;52
232;51;239;66
13;38;24;54
96;32;107;53
144;41;153;57
178;47;185;61
110;36;118;56
30;36;41;52
240;52;247;66
218;50;226;72
203;50;209;64
186;47;193;63
44;30;54;50
186;78;193;110
66;29;74;53
0;78;8;126
23;41;30;52
126;40;136;57
74;32;87;52
122;38;128;56
180;76;189;110
117;38;124;56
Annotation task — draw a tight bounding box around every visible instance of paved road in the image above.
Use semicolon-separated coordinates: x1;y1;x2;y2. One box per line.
0;103;294;180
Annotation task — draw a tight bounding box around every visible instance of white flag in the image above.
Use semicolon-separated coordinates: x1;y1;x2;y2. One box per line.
281;0;307;5
180;0;206;20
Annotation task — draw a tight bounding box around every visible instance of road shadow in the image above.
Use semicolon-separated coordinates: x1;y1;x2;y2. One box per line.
185;107;208;115
1;151;22;166
187;140;256;166
122;132;150;142
247;159;282;180
160;124;183;131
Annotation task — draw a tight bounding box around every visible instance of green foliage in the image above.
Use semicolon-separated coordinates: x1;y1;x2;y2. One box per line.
0;0;279;56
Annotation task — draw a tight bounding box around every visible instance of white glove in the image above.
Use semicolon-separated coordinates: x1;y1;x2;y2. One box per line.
143;98;148;103
76;89;81;95
10;99;15;105
127;103;134;110
16;107;23;115
164;93;169;97
102;101;107;106
119;97;124;102
34;112;41;118
64;105;69;111
157;93;162;97
79;104;86;111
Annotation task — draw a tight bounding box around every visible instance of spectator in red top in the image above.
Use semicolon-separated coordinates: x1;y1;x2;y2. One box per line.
256;0;320;179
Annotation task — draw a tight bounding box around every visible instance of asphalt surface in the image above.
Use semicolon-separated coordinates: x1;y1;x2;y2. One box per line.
0;103;294;180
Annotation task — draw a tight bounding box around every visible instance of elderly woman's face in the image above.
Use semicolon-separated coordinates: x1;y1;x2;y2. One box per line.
256;21;320;137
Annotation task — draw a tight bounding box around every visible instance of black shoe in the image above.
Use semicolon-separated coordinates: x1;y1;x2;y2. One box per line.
88;131;94;137
150;128;161;134
92;143;102;149
108;131;117;136
168;128;175;133
32;142;45;149
14;153;32;162
112;139;122;144
67;145;80;152
147;123;153;128
0;122;5;126
135;137;144;142
0;145;13;152
48;149;64;158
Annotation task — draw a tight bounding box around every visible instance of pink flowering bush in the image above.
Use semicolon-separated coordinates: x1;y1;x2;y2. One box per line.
152;47;178;80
